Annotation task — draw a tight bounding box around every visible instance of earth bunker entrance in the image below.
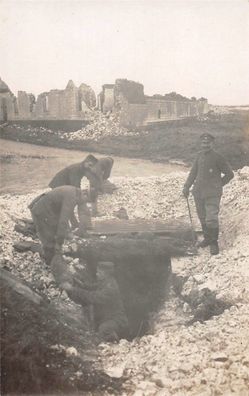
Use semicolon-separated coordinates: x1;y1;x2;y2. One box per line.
64;219;193;340
12;217;232;340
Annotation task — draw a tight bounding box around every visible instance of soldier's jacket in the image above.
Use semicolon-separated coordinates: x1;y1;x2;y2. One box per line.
29;186;90;244
86;157;114;193
49;163;86;189
184;150;234;198
79;272;127;325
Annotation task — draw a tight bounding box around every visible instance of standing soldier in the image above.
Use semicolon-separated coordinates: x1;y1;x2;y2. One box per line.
86;157;114;216
182;133;234;255
29;186;92;265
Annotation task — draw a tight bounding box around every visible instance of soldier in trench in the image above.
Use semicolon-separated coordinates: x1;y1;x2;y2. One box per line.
182;133;234;255
62;261;129;343
85;156;114;216
29;186;92;265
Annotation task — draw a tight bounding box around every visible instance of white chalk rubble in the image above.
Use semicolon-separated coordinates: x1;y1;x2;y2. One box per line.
0;169;249;395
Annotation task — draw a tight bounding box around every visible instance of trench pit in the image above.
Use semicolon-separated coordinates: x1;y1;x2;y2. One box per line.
65;233;233;340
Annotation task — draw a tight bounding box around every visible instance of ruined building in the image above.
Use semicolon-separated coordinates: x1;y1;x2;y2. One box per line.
97;79;209;127
0;77;208;128
0;78;96;122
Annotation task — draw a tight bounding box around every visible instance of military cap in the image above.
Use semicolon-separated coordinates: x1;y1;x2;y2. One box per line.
200;133;215;142
83;154;98;164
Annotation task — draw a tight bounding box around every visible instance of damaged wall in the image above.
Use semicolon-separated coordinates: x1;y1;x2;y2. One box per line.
1;76;208;127
98;79;209;128
0;78;96;122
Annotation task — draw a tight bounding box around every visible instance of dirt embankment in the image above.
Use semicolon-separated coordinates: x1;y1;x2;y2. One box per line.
1;112;249;169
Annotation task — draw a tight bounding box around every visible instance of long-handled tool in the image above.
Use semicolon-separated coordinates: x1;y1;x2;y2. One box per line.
186;196;198;254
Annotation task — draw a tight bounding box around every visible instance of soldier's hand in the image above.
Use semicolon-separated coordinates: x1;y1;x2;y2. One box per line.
71;221;79;230
182;187;189;198
74;229;90;238
60;281;73;292
55;243;62;253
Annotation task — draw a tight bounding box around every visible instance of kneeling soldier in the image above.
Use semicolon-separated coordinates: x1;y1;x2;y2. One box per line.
64;262;129;343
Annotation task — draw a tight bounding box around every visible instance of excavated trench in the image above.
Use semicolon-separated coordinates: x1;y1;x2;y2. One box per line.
12;219;233;340
64;233;233;339
2;224;235;395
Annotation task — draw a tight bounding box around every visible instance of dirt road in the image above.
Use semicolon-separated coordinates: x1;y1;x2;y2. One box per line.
0;139;186;194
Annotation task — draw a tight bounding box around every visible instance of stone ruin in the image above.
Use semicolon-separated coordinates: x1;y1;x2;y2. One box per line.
0;76;209;128
98;78;209;127
0;77;96;122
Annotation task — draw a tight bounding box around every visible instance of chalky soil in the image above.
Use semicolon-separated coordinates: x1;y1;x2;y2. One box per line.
98;169;249;396
1;168;249;395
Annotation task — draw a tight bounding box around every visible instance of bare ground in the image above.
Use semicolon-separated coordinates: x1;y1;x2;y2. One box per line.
1;168;249;395
1;112;249;169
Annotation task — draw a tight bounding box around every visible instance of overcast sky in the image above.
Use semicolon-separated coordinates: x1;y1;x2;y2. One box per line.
1;0;249;105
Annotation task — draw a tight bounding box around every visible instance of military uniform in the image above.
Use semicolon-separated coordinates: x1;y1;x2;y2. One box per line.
183;134;234;254
49;162;85;189
66;263;129;342
48;155;98;189
29;186;91;265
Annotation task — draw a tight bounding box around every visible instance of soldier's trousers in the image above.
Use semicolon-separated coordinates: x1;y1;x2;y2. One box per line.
194;195;221;229
97;315;129;342
31;212;57;265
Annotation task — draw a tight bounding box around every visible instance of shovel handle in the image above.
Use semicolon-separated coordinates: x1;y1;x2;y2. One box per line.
186;197;197;249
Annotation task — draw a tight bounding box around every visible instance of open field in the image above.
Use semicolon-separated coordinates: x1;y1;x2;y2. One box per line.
1;112;249;170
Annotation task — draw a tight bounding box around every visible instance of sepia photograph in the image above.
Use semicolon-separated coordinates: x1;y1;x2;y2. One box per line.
0;0;249;394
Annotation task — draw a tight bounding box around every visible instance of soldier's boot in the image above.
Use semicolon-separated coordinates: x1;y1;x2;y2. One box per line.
43;247;55;266
197;223;210;248
209;227;219;255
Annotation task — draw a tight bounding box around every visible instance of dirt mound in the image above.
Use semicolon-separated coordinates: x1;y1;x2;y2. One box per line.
62;111;139;142
1;270;122;395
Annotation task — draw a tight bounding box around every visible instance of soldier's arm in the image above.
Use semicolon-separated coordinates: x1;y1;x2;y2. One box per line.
77;199;92;234
184;158;198;190
217;155;234;186
70;211;79;229
56;192;77;244
94;165;105;192
78;285;114;305
102;158;114;180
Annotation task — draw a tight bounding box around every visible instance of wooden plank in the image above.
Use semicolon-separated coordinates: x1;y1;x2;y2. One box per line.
91;218;193;239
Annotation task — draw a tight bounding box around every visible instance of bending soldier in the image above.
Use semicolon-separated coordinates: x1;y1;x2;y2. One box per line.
29;186;92;265
48;154;98;189
183;133;234;255
48;154;97;230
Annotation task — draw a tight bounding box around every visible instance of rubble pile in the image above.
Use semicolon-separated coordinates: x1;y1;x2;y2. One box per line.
1;111;141;144
1;168;249;395
61;111;140;142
